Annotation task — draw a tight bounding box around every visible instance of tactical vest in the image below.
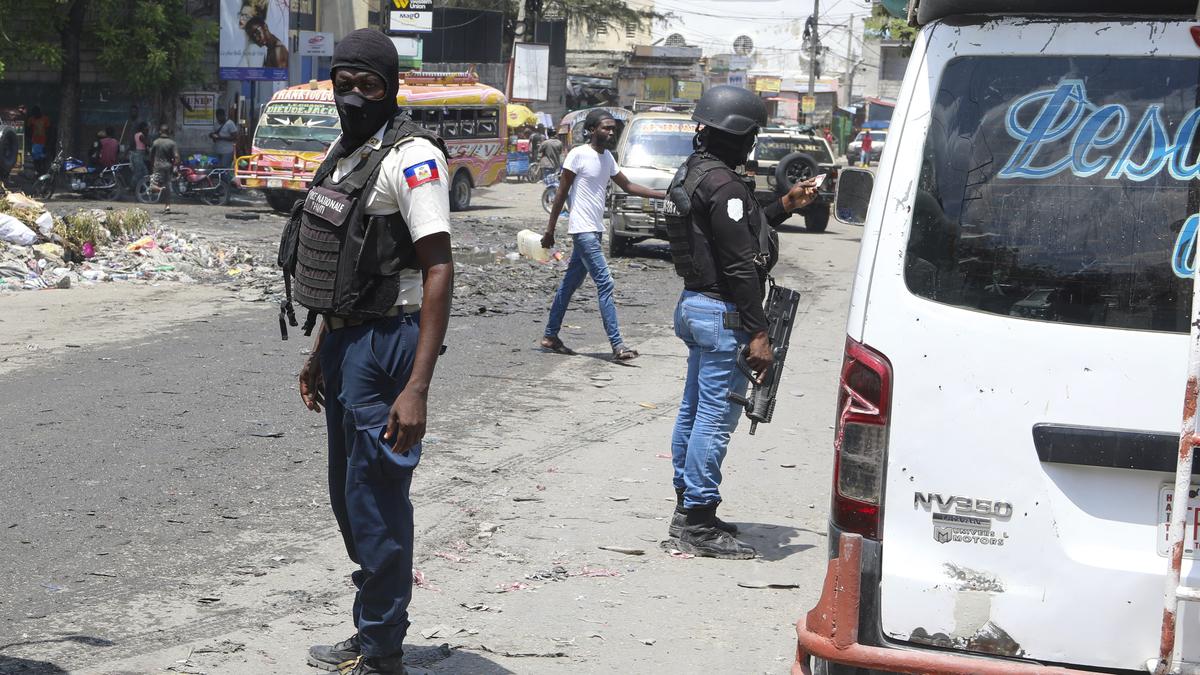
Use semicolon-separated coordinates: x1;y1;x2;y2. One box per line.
276;113;447;338
666;152;778;286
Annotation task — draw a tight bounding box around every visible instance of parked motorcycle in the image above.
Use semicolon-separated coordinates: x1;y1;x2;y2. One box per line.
541;172;568;215
135;166;231;206
30;152;131;201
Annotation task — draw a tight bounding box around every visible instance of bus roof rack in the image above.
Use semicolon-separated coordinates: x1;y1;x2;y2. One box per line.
631;100;695;113
400;68;480;86
915;0;1197;25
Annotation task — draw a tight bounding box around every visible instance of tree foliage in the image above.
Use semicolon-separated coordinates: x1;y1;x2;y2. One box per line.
444;0;664;37
863;3;916;44
0;0;78;73
94;0;218;98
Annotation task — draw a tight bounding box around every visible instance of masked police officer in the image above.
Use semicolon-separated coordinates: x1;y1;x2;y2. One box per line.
289;30;454;675
664;86;817;559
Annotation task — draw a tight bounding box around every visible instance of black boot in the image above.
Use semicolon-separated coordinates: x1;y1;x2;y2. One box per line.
340;654;407;675
308;633;360;672
675;503;757;560
670;488;738;538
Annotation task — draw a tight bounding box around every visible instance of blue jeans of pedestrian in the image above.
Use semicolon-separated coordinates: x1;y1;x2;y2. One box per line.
319;312;423;658
216;152;234;169
544;231;625;349
670;291;751;509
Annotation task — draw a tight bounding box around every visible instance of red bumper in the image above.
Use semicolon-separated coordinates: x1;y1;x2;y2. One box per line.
793;534;1100;675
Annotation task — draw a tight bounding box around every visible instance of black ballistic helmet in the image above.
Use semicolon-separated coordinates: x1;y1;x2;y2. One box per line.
692;85;768;136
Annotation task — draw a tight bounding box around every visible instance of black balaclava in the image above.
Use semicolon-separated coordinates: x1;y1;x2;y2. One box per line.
330;29;400;149
696;126;756;168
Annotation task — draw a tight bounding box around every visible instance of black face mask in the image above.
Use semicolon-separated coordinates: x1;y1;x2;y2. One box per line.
334;91;396;150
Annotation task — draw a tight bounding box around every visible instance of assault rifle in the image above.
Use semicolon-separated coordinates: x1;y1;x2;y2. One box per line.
730;283;801;435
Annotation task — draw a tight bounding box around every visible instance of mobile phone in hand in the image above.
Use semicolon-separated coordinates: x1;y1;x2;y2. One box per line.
811;173;827;189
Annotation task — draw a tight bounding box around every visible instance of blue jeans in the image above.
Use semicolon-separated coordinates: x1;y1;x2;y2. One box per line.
860;150;871;165
216;152;234;169
544;231;625;349
670;291;751;508
319;312;423;658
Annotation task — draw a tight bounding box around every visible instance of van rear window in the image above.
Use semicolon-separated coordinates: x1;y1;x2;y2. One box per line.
904;56;1197;333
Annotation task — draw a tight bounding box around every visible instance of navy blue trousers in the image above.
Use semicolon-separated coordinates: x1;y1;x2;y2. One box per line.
318;312;422;658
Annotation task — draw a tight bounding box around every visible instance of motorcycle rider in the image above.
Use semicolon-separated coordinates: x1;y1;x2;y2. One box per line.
664;86;817;558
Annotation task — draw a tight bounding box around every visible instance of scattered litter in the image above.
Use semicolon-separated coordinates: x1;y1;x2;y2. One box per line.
249;431;285;438
421;625;477;639
780;463;796;468
535;484;546;491
513;496;543;502
664;548;695;559
637;637;657;646
466;644;566;659
434;552;473;563
494;581;531;593
86;571;117;578
737;581;801;590
637;402;658;409
197;596;221;605
598;546;644;556
460;602;500;612
477;522;500;539
413;569;440;591
193;640;245;654
654;453;671;459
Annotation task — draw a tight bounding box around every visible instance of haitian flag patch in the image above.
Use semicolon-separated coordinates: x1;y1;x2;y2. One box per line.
403;159;440;188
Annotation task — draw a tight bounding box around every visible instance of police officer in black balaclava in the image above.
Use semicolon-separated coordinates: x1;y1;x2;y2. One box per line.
298;29;455;675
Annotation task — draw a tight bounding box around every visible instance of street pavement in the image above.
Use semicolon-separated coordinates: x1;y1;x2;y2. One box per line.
0;182;863;674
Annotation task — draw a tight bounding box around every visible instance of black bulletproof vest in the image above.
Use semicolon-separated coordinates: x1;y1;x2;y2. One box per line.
666;152;778;287
277;113;447;336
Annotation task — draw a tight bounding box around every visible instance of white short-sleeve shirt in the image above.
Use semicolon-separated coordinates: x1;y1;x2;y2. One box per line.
562;145;619;234
332;125;451;307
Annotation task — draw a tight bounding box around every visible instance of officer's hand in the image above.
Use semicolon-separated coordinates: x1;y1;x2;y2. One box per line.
298;356;324;413
541;230;555;250
782;177;819;212
384;389;427;454
745;332;774;384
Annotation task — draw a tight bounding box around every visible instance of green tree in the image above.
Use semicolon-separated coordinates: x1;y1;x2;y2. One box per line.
445;0;665;57
863;3;916;46
0;0;215;154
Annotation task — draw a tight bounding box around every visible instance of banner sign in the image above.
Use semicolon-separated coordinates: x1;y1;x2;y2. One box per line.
220;0;291;80
297;30;334;57
801;95;816;114
512;43;550;101
393;0;432;8
755;77;782;93
180;92;217;127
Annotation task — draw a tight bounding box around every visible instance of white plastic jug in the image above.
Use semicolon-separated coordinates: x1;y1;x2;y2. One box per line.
517;229;550;262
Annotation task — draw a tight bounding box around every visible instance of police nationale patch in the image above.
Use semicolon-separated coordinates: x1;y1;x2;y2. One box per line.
404;159;440;188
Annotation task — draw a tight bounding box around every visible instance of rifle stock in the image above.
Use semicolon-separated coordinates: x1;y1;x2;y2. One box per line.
729;284;801;435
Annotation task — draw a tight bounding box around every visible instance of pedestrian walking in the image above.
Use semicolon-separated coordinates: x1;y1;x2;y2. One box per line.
149;124;179;213
536;128;562;180
860;130;873;166
210;109;238;168
539;109;664;361
294;29;454;675
25;106;51;174
663;86;817;558
529;124;546;162
130;122;150;189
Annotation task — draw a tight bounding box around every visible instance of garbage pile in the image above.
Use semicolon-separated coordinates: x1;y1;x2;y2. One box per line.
0;190;278;297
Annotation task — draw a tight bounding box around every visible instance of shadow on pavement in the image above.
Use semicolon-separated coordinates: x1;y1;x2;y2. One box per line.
0;634;115;675
422;647;519;674
735;522;816;562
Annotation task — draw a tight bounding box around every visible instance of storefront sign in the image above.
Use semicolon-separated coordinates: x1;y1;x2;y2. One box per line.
801;95;816;114
755;77;782;94
181;92;217;127
297;30;333;57
677;81;703;101
389;10;433;33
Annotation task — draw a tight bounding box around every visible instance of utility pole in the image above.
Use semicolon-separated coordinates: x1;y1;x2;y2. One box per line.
844;15;855;108
808;0;820;95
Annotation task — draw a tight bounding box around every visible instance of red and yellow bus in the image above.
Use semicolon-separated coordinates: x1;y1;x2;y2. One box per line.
236;71;507;212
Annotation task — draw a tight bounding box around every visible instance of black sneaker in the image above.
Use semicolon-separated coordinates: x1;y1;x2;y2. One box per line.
674;505;756;560
340;655;407;675
669;490;738;538
308;633;360;672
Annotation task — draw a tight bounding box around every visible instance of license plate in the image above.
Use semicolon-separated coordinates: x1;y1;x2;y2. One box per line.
267;179;282;189
1158;484;1200;557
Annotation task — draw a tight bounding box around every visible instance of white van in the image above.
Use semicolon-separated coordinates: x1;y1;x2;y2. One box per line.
795;1;1200;672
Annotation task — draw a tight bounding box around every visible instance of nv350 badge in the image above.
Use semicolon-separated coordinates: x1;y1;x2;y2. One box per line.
914;492;1013;546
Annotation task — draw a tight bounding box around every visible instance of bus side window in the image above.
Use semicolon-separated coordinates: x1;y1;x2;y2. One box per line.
478;108;499;138
414;108;441;136
460;109;478;138
442;109;461;140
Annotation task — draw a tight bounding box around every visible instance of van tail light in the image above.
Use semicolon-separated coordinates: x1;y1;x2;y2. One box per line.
831;337;892;540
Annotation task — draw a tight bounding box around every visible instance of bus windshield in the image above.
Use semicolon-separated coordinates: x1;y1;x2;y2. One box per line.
256;102;340;152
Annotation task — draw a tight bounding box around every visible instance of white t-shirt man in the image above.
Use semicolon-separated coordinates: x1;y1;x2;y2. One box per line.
332;125;451;308
562;145;619;234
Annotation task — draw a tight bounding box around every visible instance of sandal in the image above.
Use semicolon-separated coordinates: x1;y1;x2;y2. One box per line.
612;345;639;361
540;336;574;355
